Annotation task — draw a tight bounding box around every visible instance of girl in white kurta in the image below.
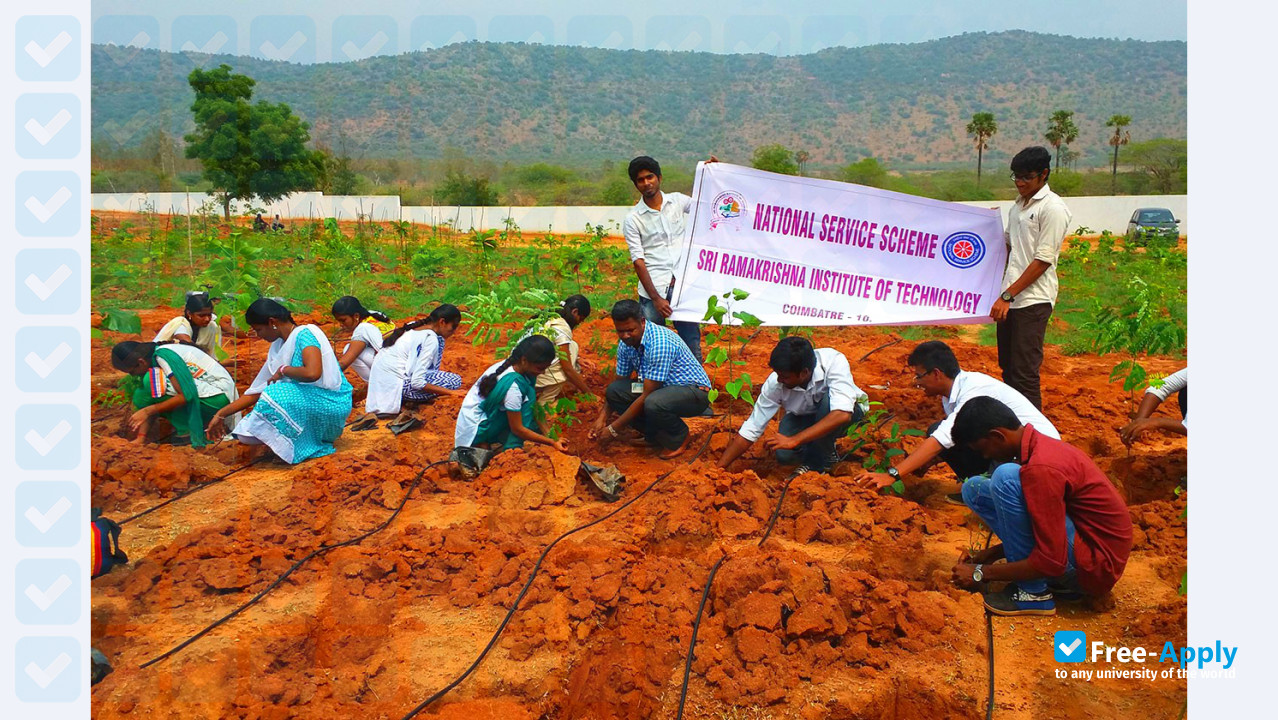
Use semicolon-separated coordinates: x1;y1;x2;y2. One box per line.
360;304;463;426
331;295;393;382
153;292;225;357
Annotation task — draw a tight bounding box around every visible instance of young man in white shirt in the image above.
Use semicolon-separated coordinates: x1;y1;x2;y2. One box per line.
623;155;703;361
855;341;1059;503
991;146;1072;411
717;337;868;473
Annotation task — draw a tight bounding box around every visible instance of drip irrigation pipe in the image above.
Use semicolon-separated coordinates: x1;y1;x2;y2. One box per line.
140;463;439;668
675;466;803;719
120;455;269;526
399;427;720;720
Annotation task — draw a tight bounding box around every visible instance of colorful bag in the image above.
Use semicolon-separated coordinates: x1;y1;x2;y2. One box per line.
91;510;128;579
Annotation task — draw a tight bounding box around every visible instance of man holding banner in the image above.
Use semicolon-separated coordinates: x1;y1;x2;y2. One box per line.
624;155;704;361
992;146;1072;411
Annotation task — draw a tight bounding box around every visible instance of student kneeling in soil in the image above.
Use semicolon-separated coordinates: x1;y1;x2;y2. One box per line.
717;337;869;473
356;304;463;432
855;341;1059;504
532;294;597;405
590;300;712;460
1120;367;1188;444
205;299;353;464
153;291;227;358
949;396;1132;615
331;295;394;383
454;335;568;452
111;341;241;447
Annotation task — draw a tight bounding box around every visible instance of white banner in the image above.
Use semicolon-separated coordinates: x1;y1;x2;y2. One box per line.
670;162;1007;326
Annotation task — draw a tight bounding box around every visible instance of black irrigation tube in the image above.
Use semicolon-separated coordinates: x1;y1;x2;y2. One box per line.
120;455;269;527
399;428;720;720
675;466;803;719
140;463;439;668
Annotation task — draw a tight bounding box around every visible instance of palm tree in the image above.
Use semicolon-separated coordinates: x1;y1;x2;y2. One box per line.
965;112;998;186
795;149;810;176
1044;110;1080;172
1106;114;1132;193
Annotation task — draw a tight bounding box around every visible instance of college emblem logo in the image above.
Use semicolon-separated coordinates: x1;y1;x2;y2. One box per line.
941;231;986;269
710;191;745;230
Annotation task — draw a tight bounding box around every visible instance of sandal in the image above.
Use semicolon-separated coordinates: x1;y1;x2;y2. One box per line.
388;417;422;435
348;416;379;432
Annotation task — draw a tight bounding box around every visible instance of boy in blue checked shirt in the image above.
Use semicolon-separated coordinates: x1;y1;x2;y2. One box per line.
591;300;712;459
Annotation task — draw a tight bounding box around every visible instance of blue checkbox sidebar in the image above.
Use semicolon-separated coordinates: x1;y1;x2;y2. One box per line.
15;16;81;82
16;94;81;160
16;482;81;548
1054;630;1088;663
15;637;81;702
15;248;82;315
15;327;81;393
15;171;81;238
16;559;81;626
15;405;80;471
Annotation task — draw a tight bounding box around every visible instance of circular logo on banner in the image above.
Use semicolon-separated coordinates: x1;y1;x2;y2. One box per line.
710;191;745;230
941;231;986;269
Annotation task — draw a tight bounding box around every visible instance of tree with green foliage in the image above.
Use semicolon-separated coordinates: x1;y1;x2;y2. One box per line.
795;149;811;175
841;158;889;188
1043;110;1080;172
1106;115;1133;193
1124;138;1187;194
183;64;323;219
437;169;499;205
751;144;799;175
965;112;998;185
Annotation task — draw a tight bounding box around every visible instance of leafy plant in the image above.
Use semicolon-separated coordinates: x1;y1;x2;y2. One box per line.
101;309;142;335
1083;274;1186;395
202;232;264;329
463;285;559;357
702;289;763;423
844;400;926;495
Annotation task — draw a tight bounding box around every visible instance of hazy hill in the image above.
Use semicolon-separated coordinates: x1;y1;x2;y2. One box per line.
92;31;1185;169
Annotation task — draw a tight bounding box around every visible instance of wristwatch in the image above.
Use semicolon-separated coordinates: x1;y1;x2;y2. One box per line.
999;291;1015;302
607;424;619;438
973;564;984;583
886;467;900;482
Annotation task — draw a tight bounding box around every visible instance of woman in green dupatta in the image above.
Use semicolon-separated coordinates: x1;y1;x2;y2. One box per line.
111;341;239;447
454;335;567;453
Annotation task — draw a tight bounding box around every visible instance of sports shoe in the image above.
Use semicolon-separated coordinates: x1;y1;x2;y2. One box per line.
982;584;1055;616
944;492;967;506
1046;580;1085;603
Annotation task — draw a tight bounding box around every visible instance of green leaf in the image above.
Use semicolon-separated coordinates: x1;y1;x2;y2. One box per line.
102;309;142;335
741;388;754;405
902;428;927;437
725;377;744;399
888;479;906;495
733;310;763;328
731;288;750;301
885;448;906;459
702;294;720;322
90;328;104;341
707;388;720;403
706;346;729;366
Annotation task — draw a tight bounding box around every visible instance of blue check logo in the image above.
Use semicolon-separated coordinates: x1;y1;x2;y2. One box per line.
1055;630;1087;663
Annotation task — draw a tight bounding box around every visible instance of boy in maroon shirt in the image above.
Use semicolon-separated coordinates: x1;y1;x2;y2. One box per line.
948;396;1133;615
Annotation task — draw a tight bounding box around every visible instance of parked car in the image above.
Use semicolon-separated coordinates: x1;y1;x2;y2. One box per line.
1126;207;1180;244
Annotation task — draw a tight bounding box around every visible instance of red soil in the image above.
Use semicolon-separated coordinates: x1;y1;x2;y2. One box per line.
90;308;1187;719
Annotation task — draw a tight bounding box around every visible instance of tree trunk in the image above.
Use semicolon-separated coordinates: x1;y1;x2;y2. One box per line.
1111;143;1120;194
976;144;984;186
222;195;231;221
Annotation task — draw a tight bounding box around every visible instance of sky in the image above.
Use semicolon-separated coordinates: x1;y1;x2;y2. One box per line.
90;0;1186;63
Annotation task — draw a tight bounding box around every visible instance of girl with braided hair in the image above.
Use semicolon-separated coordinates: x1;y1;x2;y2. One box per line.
454;335;567;452
111;340;239;446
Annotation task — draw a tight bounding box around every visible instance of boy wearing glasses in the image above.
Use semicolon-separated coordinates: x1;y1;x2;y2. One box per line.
854;341;1058;504
991;146;1072;411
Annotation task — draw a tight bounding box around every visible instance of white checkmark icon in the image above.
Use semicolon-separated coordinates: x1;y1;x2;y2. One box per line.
26;342;72;379
102;31;150;66
25;109;73;146
25;187;73;224
24;31;73;67
25;420;72;456
25;574;72;611
182;31;229;55
342;30;389;60
25;497;72;533
24;264;72;301
260;31;307;61
25;652;71;689
1058;638;1082;655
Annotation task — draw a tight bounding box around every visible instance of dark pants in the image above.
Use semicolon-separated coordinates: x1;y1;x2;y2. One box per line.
776;391;865;471
996;302;1053;410
928;420;994;481
606;379;709;450
639;296;702;362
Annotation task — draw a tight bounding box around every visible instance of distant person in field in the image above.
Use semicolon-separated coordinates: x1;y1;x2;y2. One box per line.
454;335;567;453
357;304;463;431
624;155;705;361
591;300;712;459
331;295;393;383
949;396;1132;616
272;214;285;231
253;213;268;232
1120;367;1188;443
854;341;1059;505
153;292;226;358
111;340;240;447
205;299;353;464
992;146;1072;411
530;294;597;405
717;336;868;473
